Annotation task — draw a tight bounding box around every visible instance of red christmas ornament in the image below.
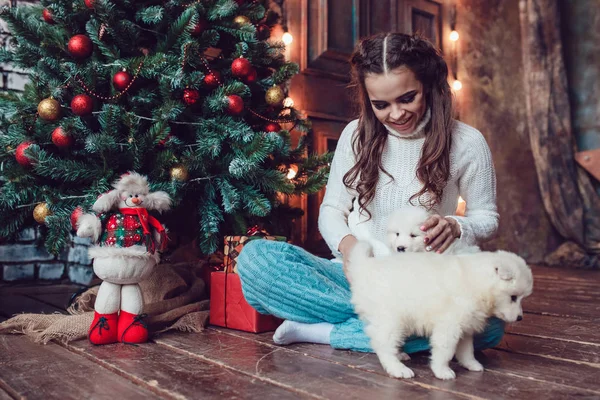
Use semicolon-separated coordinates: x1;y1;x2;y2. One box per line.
231;57;252;78
70;207;84;230
51;126;73;148
68;34;93;59
226;95;244;115
256;24;271;40
265;122;281;132
71;94;94;116
191;19;208;36
183;88;200;105
203;71;221;89
243;68;258;84
42;9;55;24
84;0;95;8
112;70;132;91
15;142;34;168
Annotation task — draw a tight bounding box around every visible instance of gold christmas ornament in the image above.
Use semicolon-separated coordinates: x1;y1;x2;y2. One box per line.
265;86;285;106
33;202;52;224
233;15;251;27
38;98;61;121
170;165;189;181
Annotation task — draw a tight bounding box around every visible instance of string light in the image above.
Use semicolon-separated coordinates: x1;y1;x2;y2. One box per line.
282;97;294;108
287;164;298;180
452;80;462;91
282;32;293;45
449;30;459;42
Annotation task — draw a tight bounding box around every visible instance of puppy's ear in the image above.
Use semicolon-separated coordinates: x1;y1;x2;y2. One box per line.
495;264;515;281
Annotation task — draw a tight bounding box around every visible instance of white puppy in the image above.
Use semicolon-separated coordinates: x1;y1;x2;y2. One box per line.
347;242;533;380
386;207;480;255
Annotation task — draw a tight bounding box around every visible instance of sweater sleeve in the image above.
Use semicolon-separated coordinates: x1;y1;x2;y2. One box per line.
446;127;499;246
318;120;359;257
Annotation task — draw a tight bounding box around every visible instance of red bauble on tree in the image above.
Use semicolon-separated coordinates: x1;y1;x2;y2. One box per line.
71;94;94;116
183;88;200;106
231;57;252;78
265;122;282;132
70;207;84;230
84;0;96;8
51;127;73;148
256;24;271;40
191;19;208;36
15;142;34;168
226;95;244;115
203;71;221;89
68;34;93;59
244;68;257;84
42;9;55;24
113;70;132;91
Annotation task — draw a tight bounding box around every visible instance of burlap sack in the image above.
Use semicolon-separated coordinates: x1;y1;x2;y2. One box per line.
0;261;210;344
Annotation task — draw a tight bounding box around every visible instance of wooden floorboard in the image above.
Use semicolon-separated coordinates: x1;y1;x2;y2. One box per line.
0;335;161;399
155;330;466;399
63;339;309;399
506;313;599;344
0;294;65;318
212;327;599;400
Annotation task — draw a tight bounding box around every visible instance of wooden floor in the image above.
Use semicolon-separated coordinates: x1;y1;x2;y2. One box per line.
0;265;599;399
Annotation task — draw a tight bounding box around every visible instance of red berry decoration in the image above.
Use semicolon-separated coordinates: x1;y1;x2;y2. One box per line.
15;142;34;168
71;94;94;116
183;88;200;106
42;9;54;24
265;122;282;132
51;127;73;148
70;207;84;230
256;24;271;40
191;19;208;36
68;34;93;59
226;95;244;115
84;0;95;8
244;68;258;84
231;57;252;78
112;70;132;91
158;134;172;147
203;71;221;89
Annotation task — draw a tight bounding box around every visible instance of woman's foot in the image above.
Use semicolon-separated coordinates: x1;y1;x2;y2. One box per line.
273;320;333;345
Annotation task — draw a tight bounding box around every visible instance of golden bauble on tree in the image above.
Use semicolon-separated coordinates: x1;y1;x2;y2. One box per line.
170;165;189;181
233;15;250;27
265;86;285;106
37;98;61;121
33;202;52;224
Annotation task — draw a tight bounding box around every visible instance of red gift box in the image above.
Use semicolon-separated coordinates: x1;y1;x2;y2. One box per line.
210;271;282;333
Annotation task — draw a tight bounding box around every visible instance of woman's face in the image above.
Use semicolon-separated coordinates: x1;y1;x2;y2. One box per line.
364;66;427;136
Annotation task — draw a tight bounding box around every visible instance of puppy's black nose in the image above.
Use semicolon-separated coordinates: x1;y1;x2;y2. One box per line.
517;315;523;321
397;246;406;252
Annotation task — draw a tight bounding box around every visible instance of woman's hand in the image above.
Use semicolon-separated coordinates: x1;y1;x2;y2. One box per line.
420;215;461;254
339;235;358;282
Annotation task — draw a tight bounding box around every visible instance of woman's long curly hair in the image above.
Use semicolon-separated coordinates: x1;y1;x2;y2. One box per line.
344;33;454;217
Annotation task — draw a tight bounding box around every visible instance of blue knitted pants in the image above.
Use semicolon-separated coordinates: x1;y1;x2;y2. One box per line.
237;239;505;353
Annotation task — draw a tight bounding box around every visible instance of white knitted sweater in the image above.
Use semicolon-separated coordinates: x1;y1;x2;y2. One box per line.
318;113;499;258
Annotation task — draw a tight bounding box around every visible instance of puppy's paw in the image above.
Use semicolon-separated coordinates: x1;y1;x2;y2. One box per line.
431;365;456;380
398;352;411;361
385;363;415;379
460;360;484;372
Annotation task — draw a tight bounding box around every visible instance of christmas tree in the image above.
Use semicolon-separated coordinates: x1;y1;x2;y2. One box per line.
0;0;331;254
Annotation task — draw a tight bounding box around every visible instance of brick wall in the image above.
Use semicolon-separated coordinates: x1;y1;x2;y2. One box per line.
0;229;94;284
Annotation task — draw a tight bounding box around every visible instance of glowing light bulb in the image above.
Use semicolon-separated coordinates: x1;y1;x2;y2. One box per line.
449;30;459;42
287;164;298;179
452;80;462;91
456;196;466;216
283;97;294;108
282;32;293;45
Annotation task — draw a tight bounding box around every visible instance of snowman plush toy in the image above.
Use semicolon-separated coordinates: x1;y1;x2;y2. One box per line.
77;172;171;345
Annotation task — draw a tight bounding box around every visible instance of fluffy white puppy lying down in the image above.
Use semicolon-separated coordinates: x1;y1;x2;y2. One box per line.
351;207;480;257
346;241;533;380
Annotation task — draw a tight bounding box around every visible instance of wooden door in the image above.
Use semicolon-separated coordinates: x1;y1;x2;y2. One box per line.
283;0;443;255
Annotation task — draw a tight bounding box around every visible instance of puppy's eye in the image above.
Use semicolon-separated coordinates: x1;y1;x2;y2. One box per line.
396;233;399;237
410;234;417;238
511;295;517;302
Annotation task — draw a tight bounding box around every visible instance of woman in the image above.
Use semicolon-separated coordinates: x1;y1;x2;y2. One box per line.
236;33;503;353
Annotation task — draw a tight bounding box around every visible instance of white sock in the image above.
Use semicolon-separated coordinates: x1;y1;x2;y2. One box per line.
272;320;333;345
